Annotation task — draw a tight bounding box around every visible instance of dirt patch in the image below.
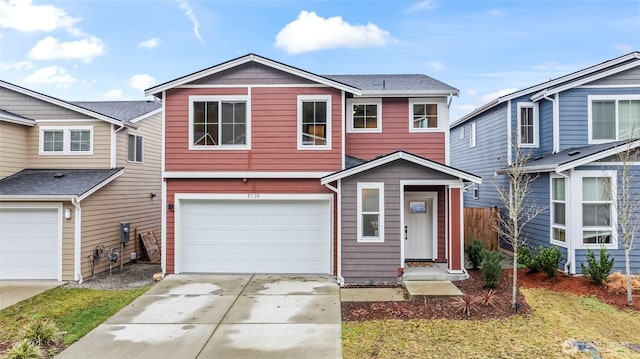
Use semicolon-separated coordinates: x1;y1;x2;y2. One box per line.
63;262;161;290
342;268;640;322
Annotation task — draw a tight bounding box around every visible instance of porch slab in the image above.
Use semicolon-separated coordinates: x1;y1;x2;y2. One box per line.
403;281;463;299
402;264;469;281
340;287;406;302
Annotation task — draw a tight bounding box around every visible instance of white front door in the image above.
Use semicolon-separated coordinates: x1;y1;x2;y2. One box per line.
404;193;437;260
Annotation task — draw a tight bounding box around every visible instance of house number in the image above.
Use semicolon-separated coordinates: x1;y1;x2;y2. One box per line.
248;193;260;199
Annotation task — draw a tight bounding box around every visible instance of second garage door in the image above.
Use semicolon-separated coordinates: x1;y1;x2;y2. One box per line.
177;198;331;274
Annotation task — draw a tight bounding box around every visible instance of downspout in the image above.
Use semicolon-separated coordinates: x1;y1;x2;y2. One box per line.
323;181;344;286
541;92;560;154
71;197;83;283
555;169;573;274
112;123;126;169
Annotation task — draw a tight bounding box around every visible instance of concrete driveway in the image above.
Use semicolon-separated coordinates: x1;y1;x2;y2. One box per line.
56;274;342;358
0;281;64;310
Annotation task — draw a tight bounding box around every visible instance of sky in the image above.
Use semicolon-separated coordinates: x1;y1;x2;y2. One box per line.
0;0;639;121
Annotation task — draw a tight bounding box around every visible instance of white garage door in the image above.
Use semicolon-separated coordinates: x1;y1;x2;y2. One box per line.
0;207;60;280
178;198;331;274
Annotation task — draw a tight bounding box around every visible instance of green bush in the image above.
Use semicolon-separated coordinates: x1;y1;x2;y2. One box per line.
4;339;43;359
465;240;484;270
518;246;541;273
581;247;615;284
20;318;62;346
537;246;563;278
481;250;503;288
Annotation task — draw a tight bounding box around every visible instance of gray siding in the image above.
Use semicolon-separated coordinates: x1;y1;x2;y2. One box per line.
586;66;640;86
192;62;318;86
538;99;554;153
340;160;458;284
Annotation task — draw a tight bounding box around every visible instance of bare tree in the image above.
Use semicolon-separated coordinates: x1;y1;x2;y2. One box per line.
494;144;547;308
613;138;640;306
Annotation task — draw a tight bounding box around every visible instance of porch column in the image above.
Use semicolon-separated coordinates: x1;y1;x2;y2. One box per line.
448;187;464;273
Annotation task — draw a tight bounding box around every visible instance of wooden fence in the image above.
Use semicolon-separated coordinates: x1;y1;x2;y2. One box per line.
464;207;499;250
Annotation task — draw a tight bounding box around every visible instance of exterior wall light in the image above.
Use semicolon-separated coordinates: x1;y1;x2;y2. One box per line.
64;208;72;219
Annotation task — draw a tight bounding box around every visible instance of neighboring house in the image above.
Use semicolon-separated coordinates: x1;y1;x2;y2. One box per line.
145;53;480;285
450;52;640;274
0;80;162;281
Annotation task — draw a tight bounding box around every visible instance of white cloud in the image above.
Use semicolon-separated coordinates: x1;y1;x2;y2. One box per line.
103;89;123;99
275;11;392;54
613;43;635;53
129;74;156;91
466;88;479;97
406;0;438;12
486;9;504;17
0;60;33;70
27;36;105;62
176;0;203;43
0;0;81;34
25;65;77;87
481;88;517;103
139;37;161;49
426;61;444;71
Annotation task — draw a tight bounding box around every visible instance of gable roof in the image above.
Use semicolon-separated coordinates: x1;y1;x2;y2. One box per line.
0;79;139;127
145;53;362;97
71;101;162;123
451;51;640;127
496;139;640;174
324;74;459;97
321;151;481;184
0;168;123;201
0;108;35;126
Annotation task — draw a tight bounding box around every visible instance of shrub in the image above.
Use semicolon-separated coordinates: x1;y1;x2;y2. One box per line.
452;294;480;317
465;240;484;270
479;289;497;307
20;319;62;346
4;339;43;359
581;247;615;285
518;246;541;273
537;246;563;278
481;250;503;288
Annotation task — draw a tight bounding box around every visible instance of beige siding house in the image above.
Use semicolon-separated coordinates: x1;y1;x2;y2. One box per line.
0;80;162;281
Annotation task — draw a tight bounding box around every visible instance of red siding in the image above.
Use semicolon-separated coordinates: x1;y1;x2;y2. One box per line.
164;87;343;172
164;178;336;274
345;98;446;163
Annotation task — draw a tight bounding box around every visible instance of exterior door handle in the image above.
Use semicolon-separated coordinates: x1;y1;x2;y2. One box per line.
404;225;408;240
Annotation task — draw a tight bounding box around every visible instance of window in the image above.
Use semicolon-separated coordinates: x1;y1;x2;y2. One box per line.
459;127;465;139
40;126;93;155
127;134;143;163
517;102;538;147
581;176;614;245
298;95;331;149
551;177;566;245
357;182;384;242
589;95;640;142
470;121;476;148
347;98;381;132
409;99;440;132
190;96;249;149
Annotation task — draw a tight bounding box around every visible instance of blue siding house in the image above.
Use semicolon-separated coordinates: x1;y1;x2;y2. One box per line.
450;52;640;275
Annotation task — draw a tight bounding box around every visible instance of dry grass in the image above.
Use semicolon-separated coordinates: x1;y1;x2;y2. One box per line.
607;271;640;292
342;288;640;359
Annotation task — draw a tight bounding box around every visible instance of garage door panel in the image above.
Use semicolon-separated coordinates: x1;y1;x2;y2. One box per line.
179;199;330;274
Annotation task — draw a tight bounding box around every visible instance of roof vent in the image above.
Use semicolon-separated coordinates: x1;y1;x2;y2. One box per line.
53;172;65;178
568;151;580;156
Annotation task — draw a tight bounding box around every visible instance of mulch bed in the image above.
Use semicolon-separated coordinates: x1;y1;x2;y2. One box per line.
342;268;639;322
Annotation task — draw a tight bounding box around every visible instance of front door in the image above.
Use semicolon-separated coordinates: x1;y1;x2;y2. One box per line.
404;192;437;260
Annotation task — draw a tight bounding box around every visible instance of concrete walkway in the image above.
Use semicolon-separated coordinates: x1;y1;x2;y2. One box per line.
0;281;64;310
56;274;342;359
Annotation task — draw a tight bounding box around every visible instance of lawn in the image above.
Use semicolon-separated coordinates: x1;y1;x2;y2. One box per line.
343;288;640;358
0;286;150;357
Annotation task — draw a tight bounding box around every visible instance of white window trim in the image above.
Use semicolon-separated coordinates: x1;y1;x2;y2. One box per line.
588;94;640;144
297;94;332;150
347;98;382;133
39;126;93;155
517;102;539;148
188;95;251;151
357;182;385;243
409;98;445;132
127;133;144;163
469;121;476;148
550;174;567;247
573;170;618;249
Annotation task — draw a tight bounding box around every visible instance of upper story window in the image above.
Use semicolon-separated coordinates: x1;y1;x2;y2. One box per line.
298;95;331;150
550;176;566;246
347;98;381;132
470;121;477;148
409;99;440;132
589;95;640;143
39;126;93;155
189;95;249;150
517;102;539;147
127;134;143;163
357;182;384;243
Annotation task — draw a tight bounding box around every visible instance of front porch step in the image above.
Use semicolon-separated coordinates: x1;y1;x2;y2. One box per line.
403;280;463;299
402;265;469;282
